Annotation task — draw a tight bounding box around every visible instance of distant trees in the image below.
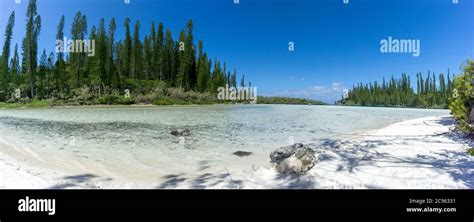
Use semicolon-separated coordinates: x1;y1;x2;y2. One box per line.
340;72;455;109
10;44;20;86
0;0;246;104
131;21;142;80
55;15;65;94
22;0;41;99
97;18;108;90
108;18;117;88
1;11;15;100
196;40;210;92
123;17;132;79
70;11;87;88
156;23;164;81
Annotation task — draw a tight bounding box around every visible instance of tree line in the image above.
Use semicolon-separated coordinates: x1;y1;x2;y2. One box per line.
0;0;248;103
339;71;456;108
340;62;473;135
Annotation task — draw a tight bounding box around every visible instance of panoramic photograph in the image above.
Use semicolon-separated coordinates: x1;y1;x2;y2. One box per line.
0;0;472;191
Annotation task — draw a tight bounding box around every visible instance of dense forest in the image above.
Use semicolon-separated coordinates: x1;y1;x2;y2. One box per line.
0;0;255;106
340;62;474;137
339;71;456;109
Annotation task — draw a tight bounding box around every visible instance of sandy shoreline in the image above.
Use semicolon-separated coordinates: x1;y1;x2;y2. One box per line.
1;115;473;189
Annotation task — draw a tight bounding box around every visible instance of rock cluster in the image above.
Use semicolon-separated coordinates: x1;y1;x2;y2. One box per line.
270;143;316;174
170;129;191;137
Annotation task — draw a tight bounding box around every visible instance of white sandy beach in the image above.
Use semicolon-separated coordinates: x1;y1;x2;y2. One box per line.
1;115;473;189
244;115;474;189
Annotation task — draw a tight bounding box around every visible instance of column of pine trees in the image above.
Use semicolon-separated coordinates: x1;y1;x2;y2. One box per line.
341;71;457;109
0;0;241;103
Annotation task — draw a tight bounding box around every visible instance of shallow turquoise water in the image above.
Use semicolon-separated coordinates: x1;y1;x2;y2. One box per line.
0;105;449;180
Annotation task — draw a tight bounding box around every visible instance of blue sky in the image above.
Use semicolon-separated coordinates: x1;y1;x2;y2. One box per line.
0;0;473;103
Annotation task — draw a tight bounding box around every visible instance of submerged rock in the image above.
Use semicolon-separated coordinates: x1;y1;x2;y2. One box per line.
270;143;316;174
170;130;180;136
233;151;253;157
170;129;191;137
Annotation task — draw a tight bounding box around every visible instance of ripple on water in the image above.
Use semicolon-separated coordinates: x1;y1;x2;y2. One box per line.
0;105;449;180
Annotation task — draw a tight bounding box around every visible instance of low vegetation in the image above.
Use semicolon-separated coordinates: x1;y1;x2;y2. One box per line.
0;82;326;108
448;60;473;134
256;96;325;105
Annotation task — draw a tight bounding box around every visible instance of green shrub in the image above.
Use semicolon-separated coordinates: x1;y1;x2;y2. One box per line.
134;93;154;104
96;95;120;105
167;87;187;99
95;94;135;105
71;86;94;102
135;86;167;104
468;148;474;156
121;79;165;94
0;99;51;108
29;99;52;107
449;60;473;133
117;97;135;105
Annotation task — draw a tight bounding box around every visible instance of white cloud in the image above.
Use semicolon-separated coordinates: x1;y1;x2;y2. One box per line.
331;82;344;91
289;76;305;81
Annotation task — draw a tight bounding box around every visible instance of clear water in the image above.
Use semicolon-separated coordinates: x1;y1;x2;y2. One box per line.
0;105;449;184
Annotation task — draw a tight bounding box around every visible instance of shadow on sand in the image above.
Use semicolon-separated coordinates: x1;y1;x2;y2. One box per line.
311;116;473;188
156;172;243;189
51;117;473;189
49;173;112;189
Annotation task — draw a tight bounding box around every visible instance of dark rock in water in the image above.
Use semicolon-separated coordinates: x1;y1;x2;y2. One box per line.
170;129;191;137
270;143;316;174
233;151;253;157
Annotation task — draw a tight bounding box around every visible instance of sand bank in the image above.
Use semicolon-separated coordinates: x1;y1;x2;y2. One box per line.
1;115;472;189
